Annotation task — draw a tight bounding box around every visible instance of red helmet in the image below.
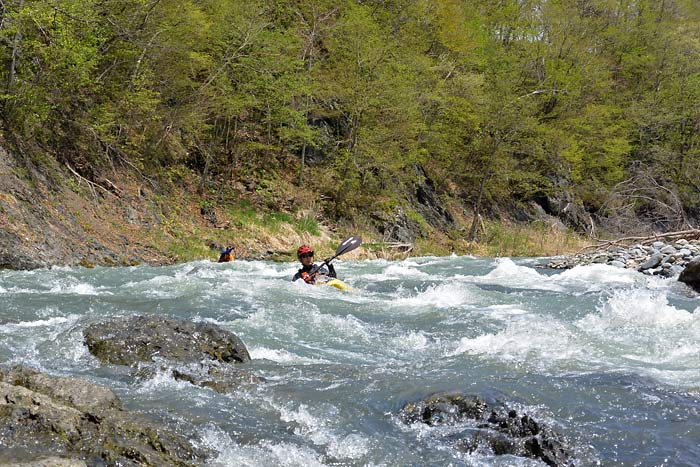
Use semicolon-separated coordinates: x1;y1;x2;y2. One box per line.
297;245;314;257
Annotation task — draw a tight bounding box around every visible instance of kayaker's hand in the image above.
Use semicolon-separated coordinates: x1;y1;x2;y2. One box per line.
323;257;332;265
301;272;313;284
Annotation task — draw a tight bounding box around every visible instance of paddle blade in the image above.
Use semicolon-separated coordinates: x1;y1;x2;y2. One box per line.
335;236;362;256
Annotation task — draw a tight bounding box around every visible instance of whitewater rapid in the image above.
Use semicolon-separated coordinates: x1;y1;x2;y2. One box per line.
1;256;699;466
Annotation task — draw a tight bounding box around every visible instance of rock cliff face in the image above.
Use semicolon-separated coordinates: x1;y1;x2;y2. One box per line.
377;165;454;244
0;143;165;269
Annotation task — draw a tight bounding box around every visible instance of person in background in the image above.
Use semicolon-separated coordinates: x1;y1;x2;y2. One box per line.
292;245;335;284
218;246;234;263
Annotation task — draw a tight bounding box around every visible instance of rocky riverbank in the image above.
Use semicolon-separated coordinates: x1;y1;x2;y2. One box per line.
0;315;257;466
0;365;204;466
546;238;700;278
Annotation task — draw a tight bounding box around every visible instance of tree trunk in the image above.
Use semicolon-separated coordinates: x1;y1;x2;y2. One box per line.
6;0;24;98
468;170;490;242
298;143;306;186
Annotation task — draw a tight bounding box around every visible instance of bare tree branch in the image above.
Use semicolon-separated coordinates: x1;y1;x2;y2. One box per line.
576;229;700;254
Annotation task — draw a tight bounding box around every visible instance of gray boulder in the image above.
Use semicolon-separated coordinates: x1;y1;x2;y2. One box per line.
84;315;250;366
678;257;700;292
0;366;202;466
400;392;572;466
84;315;256;393
638;253;663;271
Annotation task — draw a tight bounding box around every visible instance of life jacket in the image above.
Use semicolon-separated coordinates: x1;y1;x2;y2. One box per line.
218;247;234;263
298;265;318;283
218;252;233;262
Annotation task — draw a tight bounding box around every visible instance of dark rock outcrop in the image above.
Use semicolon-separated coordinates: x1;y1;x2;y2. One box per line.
400;392;573;467
0;365;203;466
414;165;454;230
84;315;256;392
679;256;700;292
0;230;44;270
84;315;250;366
0;457;88;467
534;175;591;234
377;166;454;244
380;208;421;244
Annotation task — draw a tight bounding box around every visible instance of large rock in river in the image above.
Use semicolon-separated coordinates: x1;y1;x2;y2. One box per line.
84;315;257;393
400;392;573;466
84;315;250;366
0;365;203;466
678;256;700;292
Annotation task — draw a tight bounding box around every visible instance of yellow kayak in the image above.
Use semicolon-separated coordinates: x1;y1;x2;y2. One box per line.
317;278;352;292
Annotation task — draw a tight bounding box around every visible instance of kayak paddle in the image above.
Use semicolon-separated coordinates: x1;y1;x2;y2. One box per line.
310;236;362;275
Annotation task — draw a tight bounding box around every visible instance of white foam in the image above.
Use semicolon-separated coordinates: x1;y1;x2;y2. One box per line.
557;263;639;289
185;260;297;280
250;347;330;364
199;424;328;467
134;367;192;394
390;331;430;351
243;305;375;352
362;263;430;281
48;282;102;295
392;282;473;309
467;258;643;294
279;404;370;460
576;289;700;385
450;287;700;387
460;258;562;292
449;314;588;369
482;304;531;320
0;316;72;332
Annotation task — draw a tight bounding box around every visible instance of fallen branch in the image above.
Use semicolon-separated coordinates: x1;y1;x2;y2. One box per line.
576;229;700;254
66;163;117;201
384;242;413;251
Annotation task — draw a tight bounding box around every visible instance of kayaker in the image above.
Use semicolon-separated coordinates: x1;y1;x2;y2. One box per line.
218;246;234;263
292;245;336;284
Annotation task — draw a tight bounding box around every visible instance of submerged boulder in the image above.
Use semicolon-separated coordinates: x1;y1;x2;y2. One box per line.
400;392;573;466
0;365;203;466
84;315;256;392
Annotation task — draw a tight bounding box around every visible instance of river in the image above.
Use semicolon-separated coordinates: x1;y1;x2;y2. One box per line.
1;256;699;466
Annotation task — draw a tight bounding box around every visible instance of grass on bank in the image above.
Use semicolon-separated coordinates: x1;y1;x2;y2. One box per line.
162;222;588;264
154;198;326;263
129;182;589;264
363;221;587;260
479;220;588;257
134;198;591;264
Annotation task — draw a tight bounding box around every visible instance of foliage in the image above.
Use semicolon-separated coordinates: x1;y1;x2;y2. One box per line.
1;0;699;240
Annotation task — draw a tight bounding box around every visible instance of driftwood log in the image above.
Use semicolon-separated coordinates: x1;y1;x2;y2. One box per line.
576;229;700;255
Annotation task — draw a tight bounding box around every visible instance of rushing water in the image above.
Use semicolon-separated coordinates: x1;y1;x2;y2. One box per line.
1;256;699;466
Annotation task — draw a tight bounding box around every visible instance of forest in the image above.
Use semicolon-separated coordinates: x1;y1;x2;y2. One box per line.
2;0;700;247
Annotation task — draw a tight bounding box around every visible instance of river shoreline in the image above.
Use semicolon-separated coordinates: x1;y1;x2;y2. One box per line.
546;238;700;276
